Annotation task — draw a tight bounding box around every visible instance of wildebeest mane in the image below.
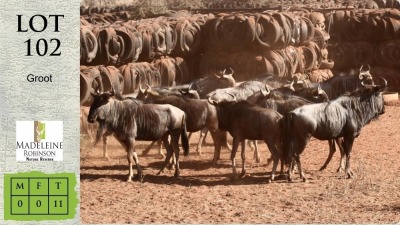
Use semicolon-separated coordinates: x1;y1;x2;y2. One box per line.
332;87;384;127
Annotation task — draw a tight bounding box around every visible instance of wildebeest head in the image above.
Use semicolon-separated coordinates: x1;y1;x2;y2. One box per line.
194;68;236;98
360;76;387;117
295;85;329;102
87;88;115;124
359;64;374;85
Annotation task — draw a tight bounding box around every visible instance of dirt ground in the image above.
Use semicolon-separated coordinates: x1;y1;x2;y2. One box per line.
80;103;400;224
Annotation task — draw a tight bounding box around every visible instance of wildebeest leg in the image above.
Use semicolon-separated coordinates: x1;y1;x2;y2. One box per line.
158;134;174;175
265;139;280;182
102;133;110;161
294;154;307;182
240;141;246;178
287;158;295;182
125;139;142;182
170;131;181;177
230;138;241;180
142;139;164;158
335;138;346;173
252;140;261;163
142;140;156;155
196;128;208;155
343;136;355;179
221;131;231;152
210;130;223;166
319;139;336;171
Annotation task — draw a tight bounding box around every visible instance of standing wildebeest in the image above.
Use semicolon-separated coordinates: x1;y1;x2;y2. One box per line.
284;78;386;182
211;100;283;181
136;85;200;158
291;65;376;171
87;89;189;181
247;84;330;167
298;65;374;100
207;80;272;163
139;68;236;157
136;85;223;157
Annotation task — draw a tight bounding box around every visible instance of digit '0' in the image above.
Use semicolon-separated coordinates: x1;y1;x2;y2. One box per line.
17;200;23;207
36;200;41;207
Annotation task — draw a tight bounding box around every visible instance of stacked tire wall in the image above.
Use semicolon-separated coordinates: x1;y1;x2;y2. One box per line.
198;11;334;82
325;8;400;91
80;7;400;105
80;11;212;105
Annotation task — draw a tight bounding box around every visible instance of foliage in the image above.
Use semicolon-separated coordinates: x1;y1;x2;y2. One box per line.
130;0;169;19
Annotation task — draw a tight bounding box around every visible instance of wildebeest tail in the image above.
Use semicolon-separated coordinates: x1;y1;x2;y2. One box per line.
181;115;190;156
282;112;293;165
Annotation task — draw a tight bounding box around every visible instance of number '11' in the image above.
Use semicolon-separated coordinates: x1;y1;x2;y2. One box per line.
54;200;63;207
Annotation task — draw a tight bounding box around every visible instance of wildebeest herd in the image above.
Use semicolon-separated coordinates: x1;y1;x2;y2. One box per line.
85;65;387;183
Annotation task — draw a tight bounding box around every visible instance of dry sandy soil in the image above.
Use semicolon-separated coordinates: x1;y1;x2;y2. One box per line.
80;103;400;224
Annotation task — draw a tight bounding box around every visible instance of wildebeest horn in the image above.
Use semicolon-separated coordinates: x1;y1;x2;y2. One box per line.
90;88;98;97
261;84;271;96
227;93;237;102
146;84;152;92
226;67;234;75
288;80;295;91
110;86;115;96
139;84;145;93
188;82;194;90
207;94;218;105
359;64;371;79
361;80;376;88
379;77;387;89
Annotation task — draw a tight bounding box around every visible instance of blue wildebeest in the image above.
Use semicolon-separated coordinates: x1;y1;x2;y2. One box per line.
207;80;272;164
139;68;235;157
292;65;376;171
87;89;189;181
284;78;387;182
247;84;330;167
136;85;200;158
298;65;374;100
137;85;223;158
210;100;283;182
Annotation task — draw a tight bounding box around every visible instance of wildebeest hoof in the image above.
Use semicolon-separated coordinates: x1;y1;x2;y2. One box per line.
239;171;246;178
319;165;327;171
126;176;133;182
135;173;144;181
346;171;355;179
302;177;308;183
174;171;180;177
